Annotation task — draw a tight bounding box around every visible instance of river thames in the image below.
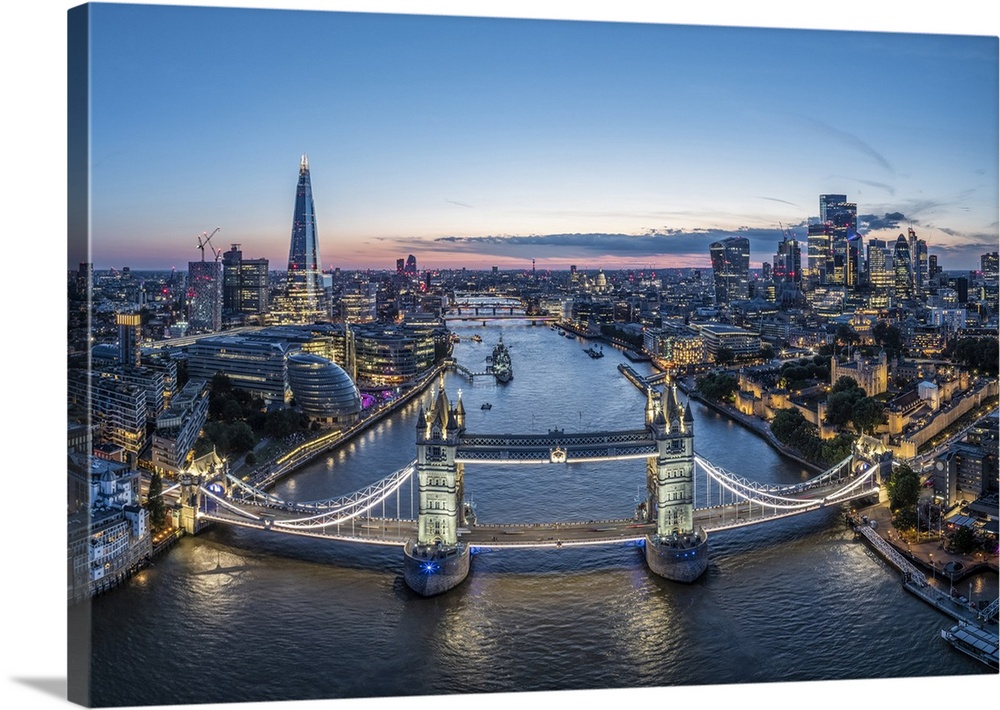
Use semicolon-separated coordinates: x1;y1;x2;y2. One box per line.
81;320;997;707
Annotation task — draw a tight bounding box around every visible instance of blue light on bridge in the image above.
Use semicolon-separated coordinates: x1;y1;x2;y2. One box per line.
421;561;439;574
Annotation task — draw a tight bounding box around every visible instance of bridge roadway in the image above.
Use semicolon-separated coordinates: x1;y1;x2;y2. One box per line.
201;473;876;547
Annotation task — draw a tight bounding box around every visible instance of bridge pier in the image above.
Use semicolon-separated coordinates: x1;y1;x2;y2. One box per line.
402;541;470;596
644;531;709;582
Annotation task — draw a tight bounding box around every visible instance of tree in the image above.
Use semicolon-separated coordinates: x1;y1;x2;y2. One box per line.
885;463;920;515
872;320;903;356
715;345;735;366
146;471;168;531
831;376;860;394
227;421;257;454
696;372;738;403
852;397;887;435
211;372;233;394
951;526;976;554
761;344;775;361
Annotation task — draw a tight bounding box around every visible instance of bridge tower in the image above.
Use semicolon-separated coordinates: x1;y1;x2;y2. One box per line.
643;384;709;582
403;387;471;596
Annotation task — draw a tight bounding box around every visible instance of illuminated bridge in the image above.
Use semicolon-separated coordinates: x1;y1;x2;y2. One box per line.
177;384;887;597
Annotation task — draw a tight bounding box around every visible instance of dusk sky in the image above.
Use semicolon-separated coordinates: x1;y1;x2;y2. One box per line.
76;2;998;273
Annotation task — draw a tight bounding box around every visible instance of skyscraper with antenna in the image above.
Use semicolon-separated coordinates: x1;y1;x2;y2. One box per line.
270;154;330;323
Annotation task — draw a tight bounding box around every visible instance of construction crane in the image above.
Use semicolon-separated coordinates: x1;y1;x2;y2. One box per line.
196;227;222;261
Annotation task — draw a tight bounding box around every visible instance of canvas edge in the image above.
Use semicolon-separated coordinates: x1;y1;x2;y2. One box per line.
67;3;93;707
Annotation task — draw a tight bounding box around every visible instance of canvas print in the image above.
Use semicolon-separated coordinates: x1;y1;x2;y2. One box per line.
66;2;999;708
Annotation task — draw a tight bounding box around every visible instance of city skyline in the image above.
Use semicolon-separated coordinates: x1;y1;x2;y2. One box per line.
75;3;998;273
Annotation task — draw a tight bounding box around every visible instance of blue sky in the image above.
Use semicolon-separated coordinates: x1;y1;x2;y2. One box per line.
72;2;998;273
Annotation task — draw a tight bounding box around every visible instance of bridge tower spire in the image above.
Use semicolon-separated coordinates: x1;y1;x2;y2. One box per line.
403;386;471;596
643;383;709;582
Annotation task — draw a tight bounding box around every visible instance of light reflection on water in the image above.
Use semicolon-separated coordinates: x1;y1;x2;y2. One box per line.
87;321;997;707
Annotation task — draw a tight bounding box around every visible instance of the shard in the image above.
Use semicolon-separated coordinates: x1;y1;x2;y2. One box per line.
271;154;329;323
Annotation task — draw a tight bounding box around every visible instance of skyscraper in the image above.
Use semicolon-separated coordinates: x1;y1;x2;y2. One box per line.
222;244;269;318
866;238;894;309
982;251;998;282
806;223;834;289
709;236;750;305
893;234;914;300
187;260;223;333
271;155;328;323
819;194;859;289
116;312;142;368
772;233;802;287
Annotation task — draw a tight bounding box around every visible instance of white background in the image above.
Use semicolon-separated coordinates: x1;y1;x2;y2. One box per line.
1;2;997;709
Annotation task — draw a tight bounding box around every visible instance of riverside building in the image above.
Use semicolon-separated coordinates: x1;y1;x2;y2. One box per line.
186;334;291;403
150;379;210;473
287;353;362;425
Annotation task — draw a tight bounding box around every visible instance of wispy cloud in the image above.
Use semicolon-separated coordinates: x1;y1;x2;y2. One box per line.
800;116;894;173
446;199;474;208
758;196;800;207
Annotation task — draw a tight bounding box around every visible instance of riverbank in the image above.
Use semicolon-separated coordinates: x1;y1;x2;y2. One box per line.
241;363;446;491
675;377;826;474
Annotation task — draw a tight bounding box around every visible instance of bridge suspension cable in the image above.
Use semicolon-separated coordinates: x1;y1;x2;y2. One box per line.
694;455;874;511
209;460;418;529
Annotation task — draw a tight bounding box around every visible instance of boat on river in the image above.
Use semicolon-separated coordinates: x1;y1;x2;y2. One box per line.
488;336;513;383
940;622;999;669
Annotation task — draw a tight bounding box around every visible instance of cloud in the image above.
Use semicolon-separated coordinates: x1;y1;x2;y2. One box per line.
391;227;795;263
758;196;800;207
799;116;894;173
446;199;474;208
859;212;907;231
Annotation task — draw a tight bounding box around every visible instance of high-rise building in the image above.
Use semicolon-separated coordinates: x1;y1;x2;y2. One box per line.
271;154;328;323
187;260;223;333
116;311;142;368
405;254;417;276
908;229;927;295
396;258;405;275
806;223;834;288
818;195;859;289
928;254;939;280
772;234;801;287
866;238;894;308
982;251;999;282
222;244;269;317
709;236;750;305
893;234;914;299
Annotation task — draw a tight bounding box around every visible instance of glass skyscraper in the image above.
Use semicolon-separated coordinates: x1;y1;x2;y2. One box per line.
709;236;750;305
271;154;329;323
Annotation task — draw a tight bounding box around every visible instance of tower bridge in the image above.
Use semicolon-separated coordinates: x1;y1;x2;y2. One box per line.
182;384;883;597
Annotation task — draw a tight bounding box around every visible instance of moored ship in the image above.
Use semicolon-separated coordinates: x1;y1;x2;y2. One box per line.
489;335;513;383
940;622;999;669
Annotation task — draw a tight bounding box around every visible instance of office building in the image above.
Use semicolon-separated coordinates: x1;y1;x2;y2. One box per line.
68;370;148;456
893;234;914;299
187;335;291;403
150;379;210;473
116;311;142;367
223;244;269;317
271;154;329;323
709;236;750;305
287;353;362;424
